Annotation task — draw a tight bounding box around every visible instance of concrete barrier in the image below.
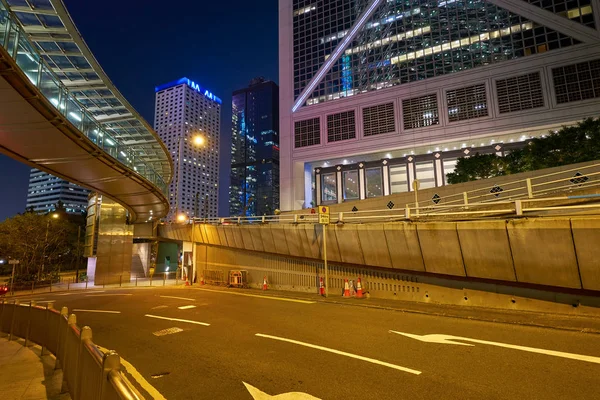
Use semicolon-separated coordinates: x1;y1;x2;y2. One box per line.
284;224;306;258
204;225;220;246
240;226;255;251
325;225;342;263
417;222;466;277
383;223;425;272
223;226;237;248
216;225;228;246
334;224;365;265
456;220;516;281
302;224;322;259
570;218;600;291
247;225;265;252
270;225;290;255
231;226;245;249
356;224;392;268
507;218;581;289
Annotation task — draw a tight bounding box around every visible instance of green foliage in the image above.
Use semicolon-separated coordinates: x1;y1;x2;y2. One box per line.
0;210;84;281
446;117;600;184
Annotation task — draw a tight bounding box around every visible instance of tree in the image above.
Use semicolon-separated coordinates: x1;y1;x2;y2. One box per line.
0;211;79;281
446;117;600;184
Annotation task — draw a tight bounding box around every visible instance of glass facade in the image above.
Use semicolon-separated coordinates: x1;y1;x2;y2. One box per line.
292;0;580;107
26;170;89;215
229;79;280;217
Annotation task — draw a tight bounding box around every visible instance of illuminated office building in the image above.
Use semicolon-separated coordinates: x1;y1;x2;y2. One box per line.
154;78;221;220
26;170;89;214
279;0;600;210
230;78;280;217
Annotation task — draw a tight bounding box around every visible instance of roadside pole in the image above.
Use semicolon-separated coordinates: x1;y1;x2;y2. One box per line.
9;259;19;295
318;206;330;297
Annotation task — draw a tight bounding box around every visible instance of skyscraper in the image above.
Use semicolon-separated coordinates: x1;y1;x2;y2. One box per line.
230;78;280;217
279;0;600;210
154;78;221;220
26;170;89;214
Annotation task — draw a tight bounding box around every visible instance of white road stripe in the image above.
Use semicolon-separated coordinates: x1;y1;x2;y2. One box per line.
177;305;196;310
256;333;421;375
96;345;166;400
159;295;195;301
153;327;184;336
85;293;133;297
145;314;210;326
195;288;316;304
73;309;121;314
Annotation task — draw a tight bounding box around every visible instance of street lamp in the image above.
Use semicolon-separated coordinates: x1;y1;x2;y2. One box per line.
174;133;206;221
177;213;187;223
40;212;59;280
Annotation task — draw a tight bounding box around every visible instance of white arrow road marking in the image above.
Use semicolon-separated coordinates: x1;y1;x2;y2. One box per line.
177;305;196;310
256;333;421;375
244;382;321;399
73;309;121;314
390;330;600;365
96;345;166;400
145;314;210;326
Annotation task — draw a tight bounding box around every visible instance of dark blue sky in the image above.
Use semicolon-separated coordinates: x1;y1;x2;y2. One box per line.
0;0;278;221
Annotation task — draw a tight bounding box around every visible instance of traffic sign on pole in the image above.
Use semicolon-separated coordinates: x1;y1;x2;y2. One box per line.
318;206;330;225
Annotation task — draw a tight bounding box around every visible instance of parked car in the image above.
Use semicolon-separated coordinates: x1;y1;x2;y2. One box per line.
0;284;8;296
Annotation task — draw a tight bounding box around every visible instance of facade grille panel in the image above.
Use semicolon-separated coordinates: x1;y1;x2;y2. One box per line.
294;117;321;148
496;72;544;113
363;102;395;137
447;84;488;122
402;94;439;130
553;59;600;104
327;110;356;142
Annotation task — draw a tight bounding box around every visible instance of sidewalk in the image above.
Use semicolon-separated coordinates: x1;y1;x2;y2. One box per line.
189;285;600;334
0;336;70;400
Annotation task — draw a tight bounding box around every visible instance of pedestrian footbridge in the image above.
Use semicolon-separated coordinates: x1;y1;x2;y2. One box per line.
0;1;171;222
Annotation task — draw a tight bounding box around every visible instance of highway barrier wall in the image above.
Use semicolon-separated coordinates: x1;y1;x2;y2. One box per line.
160;216;600;314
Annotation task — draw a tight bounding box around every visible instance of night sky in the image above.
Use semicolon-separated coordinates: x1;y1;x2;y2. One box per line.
0;0;279;221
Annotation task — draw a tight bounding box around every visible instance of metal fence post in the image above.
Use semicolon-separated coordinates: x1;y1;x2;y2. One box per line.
526;178;533;198
405;206;411;219
119;275;122;287
67;280;70;291
150;274;153;286
135;276;138;287
515;200;523;216
163;272;166;286
55;306;69;371
9;300;19;341
85;277;88;290
338;212;344;223
99;351;121;398
75;326;92;400
31;281;34;294
25;300;35;347
50;280;52;293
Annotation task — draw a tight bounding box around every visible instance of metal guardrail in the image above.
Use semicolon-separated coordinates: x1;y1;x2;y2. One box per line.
0;300;144;400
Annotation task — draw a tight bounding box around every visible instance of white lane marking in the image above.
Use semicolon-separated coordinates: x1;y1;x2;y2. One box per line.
390;331;600;365
56;293;79;296
145;314;210;326
244;382;321;399
85;293;133;297
96;345;166;400
196;288;316;304
159;295;196;301
256;333;421;375
153;327;184;336
73;309;121;314
177;305;196;310
151;305;169;310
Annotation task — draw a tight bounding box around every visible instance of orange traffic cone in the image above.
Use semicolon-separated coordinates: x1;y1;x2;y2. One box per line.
200;275;205;285
343;279;350;297
262;276;268;291
185;277;190;286
319;277;325;296
356;277;363;298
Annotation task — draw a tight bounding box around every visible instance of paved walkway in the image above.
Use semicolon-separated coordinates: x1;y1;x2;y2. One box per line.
0;336;69;400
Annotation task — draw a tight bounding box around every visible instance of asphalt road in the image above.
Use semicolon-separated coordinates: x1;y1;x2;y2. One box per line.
15;286;600;399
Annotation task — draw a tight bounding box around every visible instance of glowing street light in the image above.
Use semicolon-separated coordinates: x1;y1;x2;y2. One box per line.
193;135;205;146
177;214;187;223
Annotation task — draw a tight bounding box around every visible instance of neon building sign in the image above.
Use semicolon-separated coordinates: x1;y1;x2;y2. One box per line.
155;77;222;104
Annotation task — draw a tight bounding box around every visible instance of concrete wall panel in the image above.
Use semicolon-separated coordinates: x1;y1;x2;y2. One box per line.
231;226;245;249
216;226;228;246
507;219;581;289
417;222;466;276
194;224;207;244
205;225;221;246
457;220;516;281
302;225;322;259
383;223;425;272
284;225;305;258
260;226;276;253
356;224;392;268
325;225;342;263
270;225;290;255
247;226;265;252
571;218;600;290
240;226;255;251
223;227;237;249
334;224;365;265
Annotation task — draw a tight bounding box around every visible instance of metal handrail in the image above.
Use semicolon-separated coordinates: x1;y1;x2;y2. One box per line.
0;300;144;400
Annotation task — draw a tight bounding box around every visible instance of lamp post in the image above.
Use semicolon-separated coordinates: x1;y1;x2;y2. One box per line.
174;134;205;221
39;212;59;280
